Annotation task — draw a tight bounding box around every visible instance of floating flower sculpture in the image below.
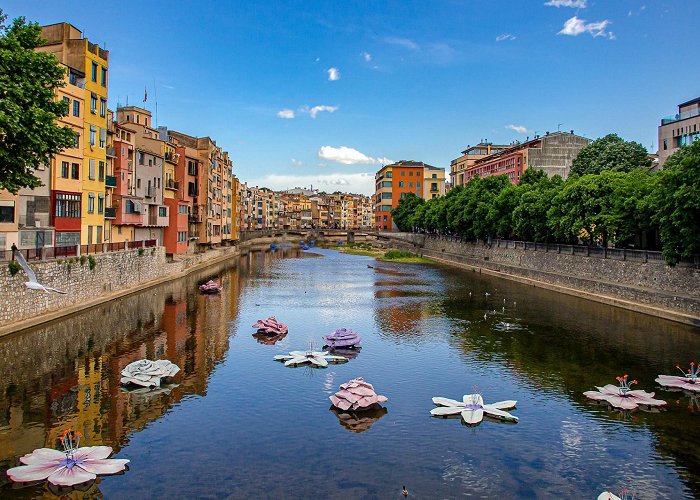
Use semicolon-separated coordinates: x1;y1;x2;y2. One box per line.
6;429;129;487
252;316;288;335
199;280;222;294
583;375;667;410
329;377;388;411
120;359;180;388
656;362;700;393
430;394;518;425
323;327;362;350
274;350;347;367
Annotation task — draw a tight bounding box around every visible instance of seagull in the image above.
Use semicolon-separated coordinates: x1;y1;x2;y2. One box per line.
12;247;67;294
483;313;487;320
402;486;408;497
503;298;506;304
469;291;472;297
485;292;491;297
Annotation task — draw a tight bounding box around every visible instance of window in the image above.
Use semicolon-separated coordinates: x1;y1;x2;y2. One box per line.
87;225;93;244
87;193;95;213
409;182;413;188
416;182;420;188
55;193;80;218
99;98;106;118
100;67;107;86
399;181;405;187
89;125;96;146
401;171;405;176
61;161;69;178
0;201;15;223
431;182;438;192
138;152;144;165
96;226;102;244
401;192;406;199
386;172;392;178
409;171;413;176
73;132;80;149
90;93;97;113
71;163;80;180
137;179;141;189
98;161;105;181
381;192;392;199
89;159;96;179
73;100;80;117
91;62;98;82
663;139;668;150
383;215;387;221
99;128;106;148
382;181;392;187
56;232;80;246
178;205;188;215
159;207;167;217
97;195;104;214
432;174;437;179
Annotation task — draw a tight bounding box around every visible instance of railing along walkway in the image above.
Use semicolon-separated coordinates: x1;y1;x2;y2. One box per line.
1;239;158;262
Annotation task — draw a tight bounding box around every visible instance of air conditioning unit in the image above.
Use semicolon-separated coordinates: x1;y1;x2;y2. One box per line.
35;220;41;227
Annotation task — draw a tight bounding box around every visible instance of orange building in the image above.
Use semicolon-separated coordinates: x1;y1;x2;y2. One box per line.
373;161;445;231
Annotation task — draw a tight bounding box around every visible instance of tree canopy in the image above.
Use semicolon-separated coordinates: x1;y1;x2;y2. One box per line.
570;133;651;176
0;12;74;193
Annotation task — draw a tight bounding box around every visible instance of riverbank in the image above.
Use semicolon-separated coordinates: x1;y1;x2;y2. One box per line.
374;232;700;327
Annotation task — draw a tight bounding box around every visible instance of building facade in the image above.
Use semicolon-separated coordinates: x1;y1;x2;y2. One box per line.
658;96;700;168
449;143;508;188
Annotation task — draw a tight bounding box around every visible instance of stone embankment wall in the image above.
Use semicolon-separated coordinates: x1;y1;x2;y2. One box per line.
377;233;700;325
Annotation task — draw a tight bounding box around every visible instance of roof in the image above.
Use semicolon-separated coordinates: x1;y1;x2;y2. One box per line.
678;96;700;108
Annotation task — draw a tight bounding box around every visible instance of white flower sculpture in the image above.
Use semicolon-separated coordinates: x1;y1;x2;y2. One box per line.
274;350;348;368
120;359;180;388
656;362;700;393
431;394;518;425
6;429;129;487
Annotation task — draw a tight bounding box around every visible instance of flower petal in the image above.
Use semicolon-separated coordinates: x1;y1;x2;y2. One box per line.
583;390;609;401
78;458;129;475
463;394;484;406
432;397;464;407
19;448;66;465
484;407;519;422
598;385;621;395
7;463;60;483
72;446;113;461
604;395;639;410
486;400;517;410
461;408;484;425
47;465;96;486
284;357;306;366
309;356;328;367
431;406;463;416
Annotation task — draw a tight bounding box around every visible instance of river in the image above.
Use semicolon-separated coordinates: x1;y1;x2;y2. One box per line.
1;247;699;498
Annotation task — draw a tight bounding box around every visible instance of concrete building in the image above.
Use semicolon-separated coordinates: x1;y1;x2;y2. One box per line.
658;96;700;168
466;131;591;185
374;161;446;231
450;142;509;188
38;23;110;245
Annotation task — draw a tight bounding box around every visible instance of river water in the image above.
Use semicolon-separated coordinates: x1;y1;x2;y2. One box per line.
1;248;699;499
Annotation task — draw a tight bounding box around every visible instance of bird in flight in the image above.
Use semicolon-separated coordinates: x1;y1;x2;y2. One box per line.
12;246;67;294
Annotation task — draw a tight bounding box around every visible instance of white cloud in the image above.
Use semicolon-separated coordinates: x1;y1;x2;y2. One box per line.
558;16;614;38
496;33;516;42
327;67;341;81
318;146;393;165
506;124;530;134
300;105;338;119
277;109;295;119
384;36;419;50
315;57;320;62
246;172;376;196
362;52;372;62
291;158;302;166
544;0;587;7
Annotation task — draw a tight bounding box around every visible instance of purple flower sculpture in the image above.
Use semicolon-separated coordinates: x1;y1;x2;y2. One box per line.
6;429;129;487
253;316;289;335
323;328;362;350
656;362;700;393
584;374;667;410
329;377;387;411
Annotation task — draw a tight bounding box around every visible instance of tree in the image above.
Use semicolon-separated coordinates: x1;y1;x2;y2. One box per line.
570;133;651;176
390;193;425;232
0;12;74;193
652;140;700;266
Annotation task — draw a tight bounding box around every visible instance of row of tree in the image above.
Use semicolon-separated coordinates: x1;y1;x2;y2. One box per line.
391;135;700;266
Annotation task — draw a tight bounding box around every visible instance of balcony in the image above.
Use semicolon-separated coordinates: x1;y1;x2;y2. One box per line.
105;207;116;219
145;186;156;198
662;107;700;125
105;175;117;188
146;209;169;227
165;179;179;191
189;205;203;223
127;160;133;172
106;146;116;158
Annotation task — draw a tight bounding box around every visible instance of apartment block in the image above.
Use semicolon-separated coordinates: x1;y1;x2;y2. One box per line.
450;142;509;188
658;96;700;168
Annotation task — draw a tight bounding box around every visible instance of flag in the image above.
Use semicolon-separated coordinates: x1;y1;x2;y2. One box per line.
143;86;148;103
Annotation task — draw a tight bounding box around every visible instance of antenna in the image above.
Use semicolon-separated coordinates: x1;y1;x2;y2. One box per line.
153;78;159;128
557;123;563;132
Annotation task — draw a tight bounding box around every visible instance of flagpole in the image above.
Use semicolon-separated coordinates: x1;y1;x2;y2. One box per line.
153;78;158;128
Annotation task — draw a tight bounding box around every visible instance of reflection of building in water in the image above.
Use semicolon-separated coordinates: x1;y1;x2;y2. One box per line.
0;259;244;471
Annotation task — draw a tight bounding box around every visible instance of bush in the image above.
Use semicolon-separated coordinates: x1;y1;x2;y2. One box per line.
88;255;96;270
8;260;20;276
383;250;415;259
80;255;87;266
138;248;145;256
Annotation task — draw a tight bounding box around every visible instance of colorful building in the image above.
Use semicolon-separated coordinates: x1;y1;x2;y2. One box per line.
450;142;509;188
658;96;700;168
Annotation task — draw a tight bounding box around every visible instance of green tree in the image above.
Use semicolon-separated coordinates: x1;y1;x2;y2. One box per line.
390;192;425;232
570;133;651;176
512;174;563;242
0;12;74;193
652;141;700;266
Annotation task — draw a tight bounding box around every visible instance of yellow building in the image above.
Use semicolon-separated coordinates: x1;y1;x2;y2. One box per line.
39;23;110;245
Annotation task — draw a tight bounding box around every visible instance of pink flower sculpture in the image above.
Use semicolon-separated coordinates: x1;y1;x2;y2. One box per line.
656;362;700;393
329;377;388;411
584;374;667;410
253;316;288;335
323;328;362;349
6;430;129;487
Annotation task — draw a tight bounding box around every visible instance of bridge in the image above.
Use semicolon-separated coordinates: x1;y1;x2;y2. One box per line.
237;228;381;244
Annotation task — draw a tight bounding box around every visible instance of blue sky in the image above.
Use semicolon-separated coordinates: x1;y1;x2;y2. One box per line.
5;1;699;195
